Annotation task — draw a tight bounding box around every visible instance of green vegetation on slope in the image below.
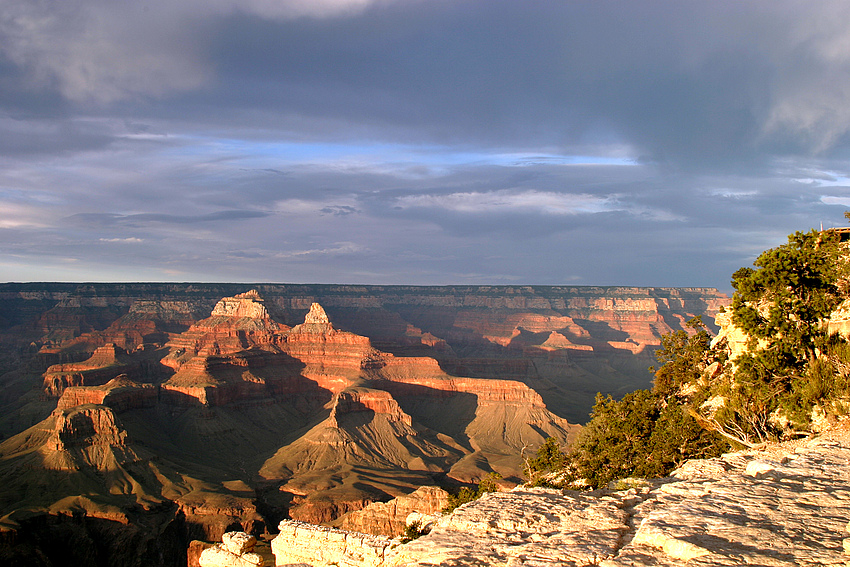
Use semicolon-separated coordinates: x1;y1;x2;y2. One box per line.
535;226;850;489
442;472;501;513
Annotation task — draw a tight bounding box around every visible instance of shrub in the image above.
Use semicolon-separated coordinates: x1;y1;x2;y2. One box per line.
563;390;725;488
527;223;850;488
442;472;501;513
524;437;566;478
697;228;850;445
401;520;425;543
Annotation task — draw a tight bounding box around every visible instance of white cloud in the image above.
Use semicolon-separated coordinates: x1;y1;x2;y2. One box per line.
820;196;850;207
393;190;616;215
0;202;50;228
273;241;366;258
226;0;381;19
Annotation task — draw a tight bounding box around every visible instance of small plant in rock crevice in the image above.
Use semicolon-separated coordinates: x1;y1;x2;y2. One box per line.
401;520;425;543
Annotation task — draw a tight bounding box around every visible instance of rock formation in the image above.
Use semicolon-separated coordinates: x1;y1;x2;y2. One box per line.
0;283;728;423
42;343;142;396
199;531;264;567
56;375;157;410
0;288;586;565
336;486;450;536
271;521;395;567
269;423;850;566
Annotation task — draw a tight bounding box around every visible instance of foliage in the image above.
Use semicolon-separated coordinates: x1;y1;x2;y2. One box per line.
545;224;850;489
524;437;566;480
563;389;725;488
702;228;850;445
401;520;425;543
731;229;846;365
781;341;850;428
651;316;722;397
554;316;727;488
442;472;501;513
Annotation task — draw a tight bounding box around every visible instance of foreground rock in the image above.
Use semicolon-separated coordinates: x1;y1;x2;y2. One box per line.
199;531;263;567
272;521;395;566
271;425;850;566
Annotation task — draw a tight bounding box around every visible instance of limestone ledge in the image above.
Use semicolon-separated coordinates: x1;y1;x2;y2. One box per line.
271;520;395;567
270;428;850;566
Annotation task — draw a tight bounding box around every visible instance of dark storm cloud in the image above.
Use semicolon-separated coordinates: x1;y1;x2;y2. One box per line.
0;116;115;156
6;0;850;165
185;1;850;168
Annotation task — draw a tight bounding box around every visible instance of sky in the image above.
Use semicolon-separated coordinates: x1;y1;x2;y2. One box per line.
4;1;850;292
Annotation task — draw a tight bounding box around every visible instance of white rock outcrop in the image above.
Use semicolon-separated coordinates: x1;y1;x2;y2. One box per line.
271;520;395;566
211;291;270;319
199;531;263;567
291;303;334;334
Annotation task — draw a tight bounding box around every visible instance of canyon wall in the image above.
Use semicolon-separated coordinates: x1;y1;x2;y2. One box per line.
0;283;728;422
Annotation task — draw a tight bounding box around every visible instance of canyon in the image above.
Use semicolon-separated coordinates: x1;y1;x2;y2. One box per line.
0;283;726;565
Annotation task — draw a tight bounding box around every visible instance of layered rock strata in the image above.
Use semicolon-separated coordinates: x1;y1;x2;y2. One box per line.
42;343;142;395
336;486;450;536
1;289;579;551
56;375;157;410
1;283;728;422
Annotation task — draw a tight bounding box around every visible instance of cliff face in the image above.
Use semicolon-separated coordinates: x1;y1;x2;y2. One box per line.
41;343;154;396
0;283;727;422
335;486;450;537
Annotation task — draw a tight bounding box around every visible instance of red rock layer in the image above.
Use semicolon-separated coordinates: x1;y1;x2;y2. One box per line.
329;388;413;427
178;500;265;542
162;294;288;375
47;405;128;452
56;376;157;411
162;299;390;405
42;343;143;396
374;358;547;407
336;486;449;536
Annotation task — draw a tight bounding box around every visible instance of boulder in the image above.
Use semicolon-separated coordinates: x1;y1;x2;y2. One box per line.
199;532;263;567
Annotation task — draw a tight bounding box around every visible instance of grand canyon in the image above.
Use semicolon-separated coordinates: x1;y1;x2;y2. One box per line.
0;283;727;565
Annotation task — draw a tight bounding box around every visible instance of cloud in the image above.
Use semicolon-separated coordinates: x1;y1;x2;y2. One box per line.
391;190;618;216
5;0;850;166
6;1;850;290
0;0;391;104
273;241;366;259
320;205;359;216
66;210;270;227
